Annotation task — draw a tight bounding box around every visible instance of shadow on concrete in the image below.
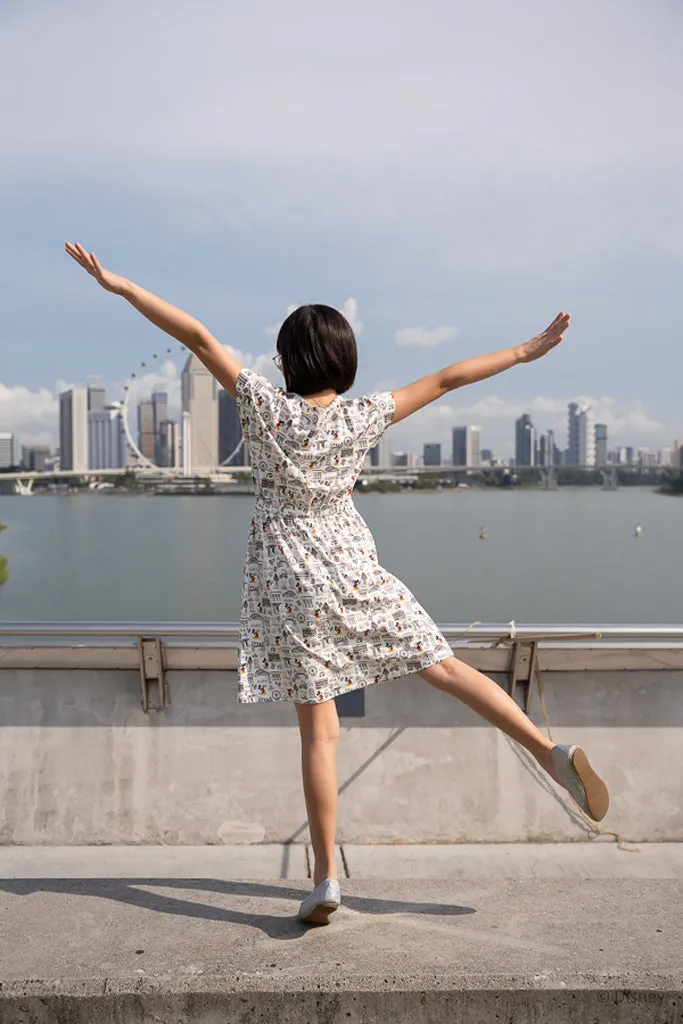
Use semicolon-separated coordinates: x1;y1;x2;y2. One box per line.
502;733;595;837
0;878;475;940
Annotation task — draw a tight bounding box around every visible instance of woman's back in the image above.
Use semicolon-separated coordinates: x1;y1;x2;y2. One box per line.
236;367;394;517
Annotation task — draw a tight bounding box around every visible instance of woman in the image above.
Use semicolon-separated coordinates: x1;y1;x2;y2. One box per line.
65;241;610;926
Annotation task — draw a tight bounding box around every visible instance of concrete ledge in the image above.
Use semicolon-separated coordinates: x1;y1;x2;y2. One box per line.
1;842;680;880
1;864;681;1022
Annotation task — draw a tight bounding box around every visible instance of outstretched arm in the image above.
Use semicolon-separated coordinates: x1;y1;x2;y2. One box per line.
391;312;570;425
64;242;243;396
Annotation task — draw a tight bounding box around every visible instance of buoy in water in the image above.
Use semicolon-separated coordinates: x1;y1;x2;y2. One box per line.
635;525;642;537
479;527;487;540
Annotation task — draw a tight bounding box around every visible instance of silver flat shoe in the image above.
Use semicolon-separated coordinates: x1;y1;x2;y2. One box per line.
297;878;341;925
550;744;610;822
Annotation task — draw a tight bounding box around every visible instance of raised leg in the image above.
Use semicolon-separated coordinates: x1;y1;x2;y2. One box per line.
418;655;555;776
294;699;339;886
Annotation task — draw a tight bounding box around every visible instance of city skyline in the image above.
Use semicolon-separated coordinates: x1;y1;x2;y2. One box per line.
1;347;679;466
3;383;681;474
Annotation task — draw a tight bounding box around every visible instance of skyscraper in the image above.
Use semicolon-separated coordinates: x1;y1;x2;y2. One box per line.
423;443;441;467
137;399;156;462
515;414;536;467
0;432;13;468
181;353;218;472
88;407;127;469
157;420;179;468
59;386;88;471
152;390;168;465
370;431;392;469
452;426;480;468
21;445;50;471
538;429;558;467
579;405;596;467
595;424;608;467
567;402;596;467
87;382;106;412
218;388;246;466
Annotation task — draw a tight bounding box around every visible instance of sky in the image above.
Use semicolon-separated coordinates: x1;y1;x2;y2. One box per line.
1;0;681;460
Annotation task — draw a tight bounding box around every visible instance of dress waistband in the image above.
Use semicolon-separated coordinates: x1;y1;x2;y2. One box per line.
252;496;354;520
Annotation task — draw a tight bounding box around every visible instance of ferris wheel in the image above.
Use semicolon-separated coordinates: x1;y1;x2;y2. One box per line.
119;346;245;471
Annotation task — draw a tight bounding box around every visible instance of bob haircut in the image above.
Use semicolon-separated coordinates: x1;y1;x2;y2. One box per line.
276;304;357;396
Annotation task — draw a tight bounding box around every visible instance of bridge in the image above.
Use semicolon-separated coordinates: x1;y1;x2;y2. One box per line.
0;462;670;495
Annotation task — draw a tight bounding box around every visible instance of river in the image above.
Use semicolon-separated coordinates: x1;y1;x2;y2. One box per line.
0;488;680;624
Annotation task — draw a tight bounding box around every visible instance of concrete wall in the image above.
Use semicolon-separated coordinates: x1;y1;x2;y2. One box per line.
1;664;681;844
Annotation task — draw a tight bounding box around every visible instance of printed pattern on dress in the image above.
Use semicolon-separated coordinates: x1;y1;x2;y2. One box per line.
235;367;452;704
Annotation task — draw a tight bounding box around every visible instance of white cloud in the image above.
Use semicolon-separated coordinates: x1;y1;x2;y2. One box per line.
386;392;680;458
0;344;278;449
265;305;298;340
0;383;60;448
265;298;363;341
395;326;458;348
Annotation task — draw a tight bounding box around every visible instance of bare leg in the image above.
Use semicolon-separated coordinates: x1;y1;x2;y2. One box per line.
294;699;339;886
419;656;555;776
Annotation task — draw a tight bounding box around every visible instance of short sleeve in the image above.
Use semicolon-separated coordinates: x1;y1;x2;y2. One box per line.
235;367;284;444
357;391;396;450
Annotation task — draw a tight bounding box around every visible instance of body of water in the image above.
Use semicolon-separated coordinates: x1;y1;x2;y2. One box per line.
0;488;680;624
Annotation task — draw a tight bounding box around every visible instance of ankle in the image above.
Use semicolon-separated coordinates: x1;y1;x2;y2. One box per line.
535;741;556;775
312;865;338;886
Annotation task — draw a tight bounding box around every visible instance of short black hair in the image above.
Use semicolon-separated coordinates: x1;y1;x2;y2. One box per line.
276;304;357;395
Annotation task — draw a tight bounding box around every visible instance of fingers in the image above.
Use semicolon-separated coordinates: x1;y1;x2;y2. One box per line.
548;311;570;334
65;241;95;274
65;241;85;264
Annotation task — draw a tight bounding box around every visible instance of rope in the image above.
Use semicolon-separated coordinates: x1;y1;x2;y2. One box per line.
533;658;640;854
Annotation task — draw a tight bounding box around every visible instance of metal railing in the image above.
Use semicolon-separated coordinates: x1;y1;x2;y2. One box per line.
1;622;681;714
1;621;683;641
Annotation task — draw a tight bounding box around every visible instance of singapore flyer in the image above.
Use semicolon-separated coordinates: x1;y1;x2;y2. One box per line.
119;346;245;472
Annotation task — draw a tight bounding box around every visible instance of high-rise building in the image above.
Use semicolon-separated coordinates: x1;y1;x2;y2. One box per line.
137;399;156;462
566;402;580;466
59;386;88;471
480;448;494;465
152;390;168;465
218;389;246;466
452;426;481;468
87;382;106;412
567;402;596;467
515;414;536;467
423;443;441;467
538;429;559;467
392;451;416;468
370;431;392;469
579;405;596;467
21;445;51;471
88;406;127;469
157;420;179;468
595;424;608;467
674;440;682;468
181;353;218;472
0;432;13;468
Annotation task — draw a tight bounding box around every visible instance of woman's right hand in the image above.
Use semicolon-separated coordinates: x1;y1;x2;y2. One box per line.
516;312;571;363
65;242;129;296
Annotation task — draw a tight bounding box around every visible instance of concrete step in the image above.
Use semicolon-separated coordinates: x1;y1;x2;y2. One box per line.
1;842;679;880
0;868;680;1022
339;841;683;879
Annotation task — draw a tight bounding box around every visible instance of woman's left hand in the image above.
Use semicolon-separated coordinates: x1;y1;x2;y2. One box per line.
65;242;128;295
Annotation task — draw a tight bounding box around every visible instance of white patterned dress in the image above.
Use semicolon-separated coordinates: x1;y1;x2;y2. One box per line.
235;367;452;704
